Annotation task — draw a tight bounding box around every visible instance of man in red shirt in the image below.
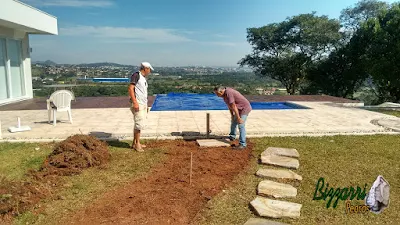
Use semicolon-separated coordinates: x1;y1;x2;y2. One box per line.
214;86;252;150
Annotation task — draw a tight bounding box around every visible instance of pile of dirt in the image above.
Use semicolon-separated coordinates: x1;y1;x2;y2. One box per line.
37;134;111;177
64;139;254;225
0;134;111;222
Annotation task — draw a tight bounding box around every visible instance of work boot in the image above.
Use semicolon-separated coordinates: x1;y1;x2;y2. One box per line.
232;145;246;150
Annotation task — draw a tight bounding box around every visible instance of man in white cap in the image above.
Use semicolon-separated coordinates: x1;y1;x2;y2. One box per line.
128;62;154;151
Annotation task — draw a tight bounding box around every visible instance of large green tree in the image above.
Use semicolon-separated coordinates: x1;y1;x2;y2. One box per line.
362;3;400;102
302;25;373;98
340;0;390;35
303;0;389;98
239;13;340;95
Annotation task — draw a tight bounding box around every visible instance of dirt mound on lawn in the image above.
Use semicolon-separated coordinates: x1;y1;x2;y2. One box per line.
37;134;111;177
0;135;111;223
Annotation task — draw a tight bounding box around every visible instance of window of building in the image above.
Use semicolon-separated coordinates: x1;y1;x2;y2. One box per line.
0;37;25;102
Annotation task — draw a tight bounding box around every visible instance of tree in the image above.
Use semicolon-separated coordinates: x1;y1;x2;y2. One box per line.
362;3;400;103
302;0;389;98
303;26;372;98
239;13;341;95
304;44;368;98
340;0;389;35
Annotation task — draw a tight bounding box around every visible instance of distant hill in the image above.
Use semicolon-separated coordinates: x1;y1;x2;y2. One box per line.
77;62;133;68
33;60;57;66
32;60;134;68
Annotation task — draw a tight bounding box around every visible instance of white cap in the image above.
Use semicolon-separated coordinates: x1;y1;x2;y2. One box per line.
141;62;154;71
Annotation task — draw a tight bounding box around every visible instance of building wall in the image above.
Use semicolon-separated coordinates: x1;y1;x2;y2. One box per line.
0;25;32;105
22;33;33;99
0;26;14;37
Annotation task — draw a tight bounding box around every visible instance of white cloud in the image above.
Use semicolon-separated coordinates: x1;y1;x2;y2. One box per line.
180;30;205;35
22;0;114;8
213;34;230;38
59;25;193;43
58;26;244;46
202;41;237;46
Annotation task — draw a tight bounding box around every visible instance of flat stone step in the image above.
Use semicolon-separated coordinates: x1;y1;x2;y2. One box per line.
258;180;297;198
261;154;299;169
256;168;302;181
244;218;289;225
251;196;302;219
196;139;230;147
263;147;299;158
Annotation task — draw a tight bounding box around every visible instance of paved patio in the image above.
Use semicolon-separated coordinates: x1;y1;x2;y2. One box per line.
1;101;399;142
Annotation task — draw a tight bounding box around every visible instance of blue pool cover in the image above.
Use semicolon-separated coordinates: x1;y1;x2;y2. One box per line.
150;93;308;111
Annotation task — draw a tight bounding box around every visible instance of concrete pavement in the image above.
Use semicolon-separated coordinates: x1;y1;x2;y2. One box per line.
1;101;399;141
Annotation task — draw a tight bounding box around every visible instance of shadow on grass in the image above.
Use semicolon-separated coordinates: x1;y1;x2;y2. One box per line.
106;140;130;149
89;131;113;138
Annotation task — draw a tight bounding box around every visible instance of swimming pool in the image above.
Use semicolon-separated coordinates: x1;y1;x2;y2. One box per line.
150;93;308;111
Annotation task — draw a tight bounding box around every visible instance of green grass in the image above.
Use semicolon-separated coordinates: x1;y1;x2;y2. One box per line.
1;140;167;225
196;135;400;225
367;109;400;117
3;135;400;225
378;110;400;117
0;142;53;181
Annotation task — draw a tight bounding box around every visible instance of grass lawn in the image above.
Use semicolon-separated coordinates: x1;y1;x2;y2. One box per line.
0;140;167;225
195;135;400;225
367;109;400;117
1;135;399;225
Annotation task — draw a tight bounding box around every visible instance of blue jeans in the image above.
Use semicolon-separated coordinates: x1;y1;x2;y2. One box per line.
229;115;248;147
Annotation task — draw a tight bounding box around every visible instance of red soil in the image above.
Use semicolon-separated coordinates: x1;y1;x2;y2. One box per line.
64;139;253;225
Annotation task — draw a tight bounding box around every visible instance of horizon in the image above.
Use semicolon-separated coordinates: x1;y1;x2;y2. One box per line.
22;0;397;67
32;60;247;68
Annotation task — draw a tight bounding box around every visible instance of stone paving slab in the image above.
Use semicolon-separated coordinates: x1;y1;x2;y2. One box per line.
196;139;231;147
376;118;400;132
251;196;302;219
258;180;297;198
263;147;299;158
261;154;299;169
256;168;302;181
1;101;399;140
244;218;289;225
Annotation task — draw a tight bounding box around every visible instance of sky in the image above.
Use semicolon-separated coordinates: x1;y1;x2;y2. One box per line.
20;0;396;67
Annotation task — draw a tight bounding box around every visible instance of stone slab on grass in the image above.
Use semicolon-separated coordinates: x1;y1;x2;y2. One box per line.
263;147;299;158
261;154;299;169
251;196;302;219
256;168;302;181
258;180;297;198
376;118;400;132
244;218;289;225
196;139;230;147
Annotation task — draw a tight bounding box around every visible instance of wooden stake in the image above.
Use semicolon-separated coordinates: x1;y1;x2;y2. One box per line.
206;113;210;138
190;152;193;185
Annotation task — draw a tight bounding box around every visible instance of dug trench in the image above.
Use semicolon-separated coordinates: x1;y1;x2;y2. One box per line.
62;139;253;225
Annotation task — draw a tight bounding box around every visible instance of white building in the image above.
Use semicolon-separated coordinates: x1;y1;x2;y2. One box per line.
0;0;58;105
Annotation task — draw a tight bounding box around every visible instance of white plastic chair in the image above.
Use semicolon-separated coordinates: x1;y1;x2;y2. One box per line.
46;90;75;126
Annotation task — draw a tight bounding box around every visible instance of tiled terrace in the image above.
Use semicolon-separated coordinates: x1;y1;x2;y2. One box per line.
0;96;399;141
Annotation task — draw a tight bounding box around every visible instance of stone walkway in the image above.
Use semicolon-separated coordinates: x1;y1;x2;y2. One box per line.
245;147;303;224
1;101;399;141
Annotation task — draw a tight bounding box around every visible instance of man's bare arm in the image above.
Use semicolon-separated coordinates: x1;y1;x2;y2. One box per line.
228;106;234;116
128;84;139;109
229;103;240;119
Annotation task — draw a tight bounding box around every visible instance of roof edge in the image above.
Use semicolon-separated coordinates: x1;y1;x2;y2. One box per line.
13;0;57;19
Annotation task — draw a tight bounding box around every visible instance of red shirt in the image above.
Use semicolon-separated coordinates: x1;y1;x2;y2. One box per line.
223;87;252;116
